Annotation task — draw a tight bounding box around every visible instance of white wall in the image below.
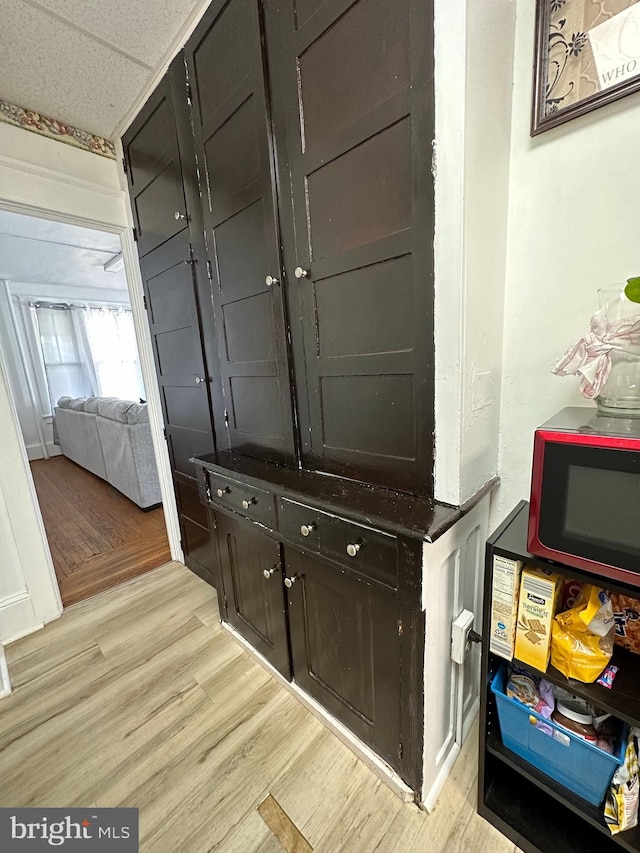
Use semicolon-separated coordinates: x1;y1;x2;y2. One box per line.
493;2;640;527
434;0;516;506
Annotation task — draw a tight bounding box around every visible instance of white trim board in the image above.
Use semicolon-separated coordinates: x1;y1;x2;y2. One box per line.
0;154;124;201
0;590;42;646
0;645;11;698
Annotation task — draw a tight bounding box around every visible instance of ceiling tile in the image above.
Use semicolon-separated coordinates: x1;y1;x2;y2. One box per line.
0;235;128;290
0;210;120;253
27;0;199;66
0;0;150;138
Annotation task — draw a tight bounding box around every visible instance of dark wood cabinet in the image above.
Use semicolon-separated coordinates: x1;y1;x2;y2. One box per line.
123;57;221;581
215;511;290;678
184;0;297;466
264;0;435;495
123;0;440;802
285;546;405;777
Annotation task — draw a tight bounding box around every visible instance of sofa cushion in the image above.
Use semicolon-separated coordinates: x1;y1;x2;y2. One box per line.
96;398;140;423
124;402;148;424
84;396;108;414
56;396;74;409
67;397;89;411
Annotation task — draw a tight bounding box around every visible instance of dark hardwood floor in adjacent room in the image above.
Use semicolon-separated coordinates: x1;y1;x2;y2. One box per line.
30;455;171;607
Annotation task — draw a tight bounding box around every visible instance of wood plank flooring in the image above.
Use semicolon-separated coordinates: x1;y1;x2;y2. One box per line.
0;563;517;853
30;455;171;606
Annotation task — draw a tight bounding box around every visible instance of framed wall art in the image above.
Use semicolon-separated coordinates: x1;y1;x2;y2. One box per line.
532;0;640;135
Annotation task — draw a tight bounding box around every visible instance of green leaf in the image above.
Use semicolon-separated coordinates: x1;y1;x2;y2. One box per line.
625;276;640;303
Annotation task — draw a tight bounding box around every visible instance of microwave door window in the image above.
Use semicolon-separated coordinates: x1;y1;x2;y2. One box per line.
565;465;640;557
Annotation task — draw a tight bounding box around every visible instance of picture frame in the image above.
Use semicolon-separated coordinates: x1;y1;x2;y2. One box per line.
532;0;640;135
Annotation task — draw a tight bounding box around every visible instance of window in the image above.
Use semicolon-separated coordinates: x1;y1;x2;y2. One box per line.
31;303;93;415
22;300;145;416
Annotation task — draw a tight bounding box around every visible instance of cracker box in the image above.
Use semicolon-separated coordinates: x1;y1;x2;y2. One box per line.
514;566;562;672
489;555;523;660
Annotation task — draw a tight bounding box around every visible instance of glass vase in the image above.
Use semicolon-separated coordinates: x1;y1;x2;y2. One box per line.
596;285;640;417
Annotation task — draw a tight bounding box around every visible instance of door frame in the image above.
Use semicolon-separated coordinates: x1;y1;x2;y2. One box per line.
0;195;183;618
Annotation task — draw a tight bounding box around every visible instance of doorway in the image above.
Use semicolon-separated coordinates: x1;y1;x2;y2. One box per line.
0;208;174;606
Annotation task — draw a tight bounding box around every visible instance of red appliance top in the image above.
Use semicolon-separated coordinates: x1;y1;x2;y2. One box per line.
538;407;640;442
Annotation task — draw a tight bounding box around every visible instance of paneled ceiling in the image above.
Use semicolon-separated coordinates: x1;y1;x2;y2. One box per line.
0;210;128;291
0;0;209;140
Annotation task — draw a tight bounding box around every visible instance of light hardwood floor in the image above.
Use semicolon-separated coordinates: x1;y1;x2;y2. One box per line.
30;455;171;605
0;562;518;852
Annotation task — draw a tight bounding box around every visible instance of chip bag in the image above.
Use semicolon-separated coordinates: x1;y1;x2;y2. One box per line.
550;585;615;683
604;729;639;835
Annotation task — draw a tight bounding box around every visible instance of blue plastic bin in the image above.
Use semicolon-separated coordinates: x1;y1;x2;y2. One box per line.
491;665;627;805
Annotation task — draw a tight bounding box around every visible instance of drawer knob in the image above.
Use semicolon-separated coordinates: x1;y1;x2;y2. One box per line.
300;523;316;537
174;210;187;221
216;487;229;498
294;266;310;279
346;543;361;557
284;575;298;588
242;498;256;510
265;274;279;287
263;565;279;579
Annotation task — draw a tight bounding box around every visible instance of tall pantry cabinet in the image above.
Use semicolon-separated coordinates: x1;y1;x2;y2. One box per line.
123;0;489;806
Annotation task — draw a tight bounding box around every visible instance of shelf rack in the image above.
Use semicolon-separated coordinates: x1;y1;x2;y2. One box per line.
479;501;640;853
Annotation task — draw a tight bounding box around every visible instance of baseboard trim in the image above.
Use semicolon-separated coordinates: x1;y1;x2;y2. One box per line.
0;590;42;645
25;442;62;461
220;620;416;804
0;645;11;699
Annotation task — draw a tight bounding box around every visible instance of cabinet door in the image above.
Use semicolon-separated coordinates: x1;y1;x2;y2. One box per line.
285;547;405;776
185;0;297;466
216;512;290;678
266;0;435;495
122;67;188;259
123;58;221;579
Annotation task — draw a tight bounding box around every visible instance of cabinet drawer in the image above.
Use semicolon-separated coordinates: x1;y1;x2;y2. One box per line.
207;472;274;528
325;516;397;589
279;498;397;589
279;498;321;549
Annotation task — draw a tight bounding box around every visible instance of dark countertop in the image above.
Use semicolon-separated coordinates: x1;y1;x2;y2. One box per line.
192;451;497;542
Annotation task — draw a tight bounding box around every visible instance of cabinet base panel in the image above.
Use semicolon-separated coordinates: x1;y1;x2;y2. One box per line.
220;620;416;803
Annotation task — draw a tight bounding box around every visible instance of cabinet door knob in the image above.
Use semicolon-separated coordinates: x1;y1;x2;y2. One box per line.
294;266;310;279
174;210;187;221
263;565;279;579
194;375;207;385
242;498;256;510
284;574;299;588
346;543;361;557
300;522;316;537
265;274;279;287
216;487;229;498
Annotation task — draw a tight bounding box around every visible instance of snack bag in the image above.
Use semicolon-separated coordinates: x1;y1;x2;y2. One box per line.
605;730;639;835
611;594;640;655
550;585;615;683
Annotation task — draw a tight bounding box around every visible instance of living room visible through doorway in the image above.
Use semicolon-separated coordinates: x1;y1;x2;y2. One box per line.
0;209;171;606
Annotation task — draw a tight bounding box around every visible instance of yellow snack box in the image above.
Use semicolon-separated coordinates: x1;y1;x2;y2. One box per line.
514;566;562;672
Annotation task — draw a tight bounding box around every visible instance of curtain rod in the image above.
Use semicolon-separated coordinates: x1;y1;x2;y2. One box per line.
28;301;132;311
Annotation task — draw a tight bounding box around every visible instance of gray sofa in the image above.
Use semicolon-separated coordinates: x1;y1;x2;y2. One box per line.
54;396;162;509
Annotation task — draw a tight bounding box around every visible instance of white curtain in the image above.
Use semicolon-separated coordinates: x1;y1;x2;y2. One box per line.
78;306;144;401
34;304;94;411
29;302;145;414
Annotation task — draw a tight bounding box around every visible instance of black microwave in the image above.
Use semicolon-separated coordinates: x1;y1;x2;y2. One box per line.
528;407;640;586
